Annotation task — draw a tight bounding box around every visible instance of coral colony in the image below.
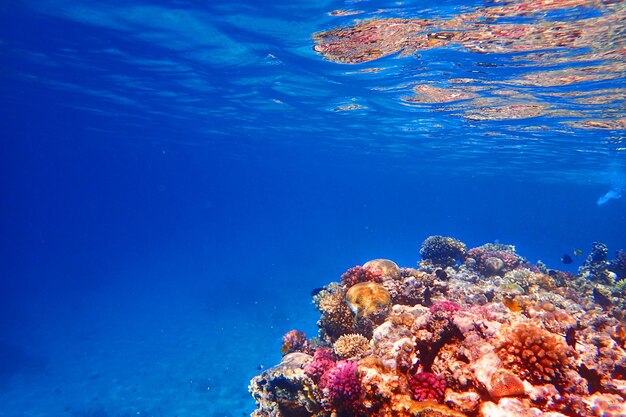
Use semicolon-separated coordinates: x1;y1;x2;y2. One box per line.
250;236;626;417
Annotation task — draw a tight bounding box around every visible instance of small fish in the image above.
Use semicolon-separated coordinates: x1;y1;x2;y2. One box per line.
573;249;583;256
593;287;612;308
561;254;573;264
565;326;578;348
310;287;324;297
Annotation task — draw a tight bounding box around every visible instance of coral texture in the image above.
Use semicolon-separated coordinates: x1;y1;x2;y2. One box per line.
497;323;574;385
408;372;446;402
341;265;382;287
333;334;370;359
345;282;391;320
318;360;363;413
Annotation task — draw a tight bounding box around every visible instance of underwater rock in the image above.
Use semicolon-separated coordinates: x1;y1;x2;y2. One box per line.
249;352;321;417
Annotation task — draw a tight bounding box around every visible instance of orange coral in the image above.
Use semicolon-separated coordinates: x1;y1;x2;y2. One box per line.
497;323;574;385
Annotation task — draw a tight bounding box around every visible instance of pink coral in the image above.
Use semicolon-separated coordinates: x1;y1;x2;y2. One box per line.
408;372;446;402
319;360;363;412
430;300;460;314
341;265;382;287
281;329;309;355
304;348;335;382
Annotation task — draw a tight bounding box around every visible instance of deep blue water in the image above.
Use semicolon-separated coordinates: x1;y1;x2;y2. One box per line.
1;0;625;416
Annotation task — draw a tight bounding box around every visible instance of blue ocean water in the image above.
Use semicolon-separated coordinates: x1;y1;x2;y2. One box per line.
0;0;624;416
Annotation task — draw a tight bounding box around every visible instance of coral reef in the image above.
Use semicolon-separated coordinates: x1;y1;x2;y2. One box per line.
251;237;626;417
420;236;467;268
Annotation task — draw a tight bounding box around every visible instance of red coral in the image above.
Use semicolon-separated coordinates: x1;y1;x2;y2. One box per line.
281;329;309;355
430;300;460;314
319;360;363;413
304;348;336;382
408;372;446;402
341;266;382;287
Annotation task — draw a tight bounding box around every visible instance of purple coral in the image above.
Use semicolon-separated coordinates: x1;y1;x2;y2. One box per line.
430;300;460;314
281;329;309;355
304;348;335;382
319;360;363;413
341;265;382;287
408;372;446;402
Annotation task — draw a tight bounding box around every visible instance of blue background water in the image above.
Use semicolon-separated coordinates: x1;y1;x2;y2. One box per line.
1;0;625;416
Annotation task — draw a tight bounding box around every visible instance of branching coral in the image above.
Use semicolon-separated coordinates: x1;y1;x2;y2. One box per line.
304;348;336;382
319;360;363;414
420;236;467;267
341;265;382;287
315;284;356;342
497;323;574;386
333;334;370;359
430;300;461;314
409;372;446;402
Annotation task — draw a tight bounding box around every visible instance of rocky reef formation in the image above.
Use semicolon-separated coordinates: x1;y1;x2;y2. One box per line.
249;236;626;417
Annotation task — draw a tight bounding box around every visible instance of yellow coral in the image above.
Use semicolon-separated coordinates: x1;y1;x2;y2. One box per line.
333;333;370;359
346;281;391;318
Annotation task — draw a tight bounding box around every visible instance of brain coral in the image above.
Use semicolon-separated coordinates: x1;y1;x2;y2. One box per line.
334;333;370;359
497;323;574;385
420;236;467;267
346;282;391;321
